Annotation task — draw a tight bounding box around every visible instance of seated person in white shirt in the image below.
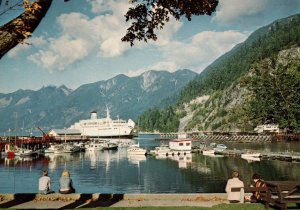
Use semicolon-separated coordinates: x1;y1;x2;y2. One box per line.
225;171;244;203
38;170;53;194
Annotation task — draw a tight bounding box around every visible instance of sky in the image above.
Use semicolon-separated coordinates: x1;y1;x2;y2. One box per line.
0;0;300;93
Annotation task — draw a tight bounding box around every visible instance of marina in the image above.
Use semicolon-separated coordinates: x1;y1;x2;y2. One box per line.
1;134;300;194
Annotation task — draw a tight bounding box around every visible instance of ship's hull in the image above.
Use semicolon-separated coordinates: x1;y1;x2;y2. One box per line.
69;108;136;139
89;134;135;138
75;126;135;138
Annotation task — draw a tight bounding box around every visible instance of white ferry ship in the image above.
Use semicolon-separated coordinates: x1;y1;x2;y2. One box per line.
69;107;136;138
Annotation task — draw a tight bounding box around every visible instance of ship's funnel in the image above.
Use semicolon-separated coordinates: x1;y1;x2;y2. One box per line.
90;111;97;119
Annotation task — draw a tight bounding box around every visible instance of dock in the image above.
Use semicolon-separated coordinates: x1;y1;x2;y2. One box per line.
192;148;300;162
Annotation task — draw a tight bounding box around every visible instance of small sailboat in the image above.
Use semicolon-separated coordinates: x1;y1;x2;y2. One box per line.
16;147;37;157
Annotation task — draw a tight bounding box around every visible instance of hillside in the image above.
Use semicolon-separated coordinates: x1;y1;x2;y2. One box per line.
138;14;300;133
0;69;197;133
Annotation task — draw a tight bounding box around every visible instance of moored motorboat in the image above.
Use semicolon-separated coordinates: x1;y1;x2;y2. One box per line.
16;148;37;157
127;144;147;155
241;156;261;162
213;144;227;153
45;144;60;153
202;149;215;155
86;142;104;151
102;142;118;150
150;144;172;156
241;152;261;158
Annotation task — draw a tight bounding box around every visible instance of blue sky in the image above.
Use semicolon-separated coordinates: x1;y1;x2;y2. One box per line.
0;0;300;93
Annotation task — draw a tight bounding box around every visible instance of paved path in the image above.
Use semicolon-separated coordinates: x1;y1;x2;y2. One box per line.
0;193;229;209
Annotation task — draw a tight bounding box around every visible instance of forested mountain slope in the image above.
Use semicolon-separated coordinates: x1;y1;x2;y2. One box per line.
138;14;300;133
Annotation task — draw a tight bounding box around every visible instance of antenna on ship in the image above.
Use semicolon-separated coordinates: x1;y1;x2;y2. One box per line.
106;105;110;119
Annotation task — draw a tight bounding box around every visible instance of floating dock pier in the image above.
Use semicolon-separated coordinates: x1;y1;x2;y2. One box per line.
194;148;300;162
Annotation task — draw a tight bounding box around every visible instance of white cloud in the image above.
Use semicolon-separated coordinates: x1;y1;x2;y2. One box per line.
154;18;183;46
7;36;46;58
129;30;248;75
28;1;133;71
28;35;91;71
213;0;269;25
25;0;184;71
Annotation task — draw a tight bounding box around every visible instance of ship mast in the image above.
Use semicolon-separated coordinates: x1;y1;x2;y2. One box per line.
106;105;110;119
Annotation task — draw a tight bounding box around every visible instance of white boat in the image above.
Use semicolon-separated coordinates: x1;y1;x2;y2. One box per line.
45;144;60;153
53;145;65;154
73;142;86;151
241;153;261;158
69;106;135;138
202;149;215;155
86;142;104;151
242;156;261;162
102;142;118;150
61;143;81;153
127;144;147;155
214;144;227;152
16;148;37;157
150;144;172;156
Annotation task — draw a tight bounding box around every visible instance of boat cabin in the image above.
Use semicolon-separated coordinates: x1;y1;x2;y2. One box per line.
254;124;279;134
169;139;192;151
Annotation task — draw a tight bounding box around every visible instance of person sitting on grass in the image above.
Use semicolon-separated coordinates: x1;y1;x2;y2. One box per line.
59;170;75;194
225;171;244;203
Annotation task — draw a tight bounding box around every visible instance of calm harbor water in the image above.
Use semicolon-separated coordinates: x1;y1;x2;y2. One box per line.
1;134;300;193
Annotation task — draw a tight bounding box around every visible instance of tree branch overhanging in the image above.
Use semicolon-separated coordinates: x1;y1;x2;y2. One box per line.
0;0;52;59
121;0;219;46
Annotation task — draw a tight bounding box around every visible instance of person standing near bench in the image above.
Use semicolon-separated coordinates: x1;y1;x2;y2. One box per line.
251;173;266;203
59;170;75;194
225;171;245;203
39;170;54;194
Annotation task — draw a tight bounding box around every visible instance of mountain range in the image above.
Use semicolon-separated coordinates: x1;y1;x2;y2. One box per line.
0;69;197;134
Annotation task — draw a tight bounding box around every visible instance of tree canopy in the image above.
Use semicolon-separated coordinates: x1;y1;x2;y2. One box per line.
0;0;218;58
121;0;218;46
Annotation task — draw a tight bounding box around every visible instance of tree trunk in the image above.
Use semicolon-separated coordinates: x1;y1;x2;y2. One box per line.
0;0;52;59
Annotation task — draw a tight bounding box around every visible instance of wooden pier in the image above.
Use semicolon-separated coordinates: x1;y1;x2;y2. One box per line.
192;148;300;162
158;132;300;143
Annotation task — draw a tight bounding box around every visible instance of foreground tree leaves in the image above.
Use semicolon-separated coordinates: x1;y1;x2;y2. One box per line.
122;0;219;46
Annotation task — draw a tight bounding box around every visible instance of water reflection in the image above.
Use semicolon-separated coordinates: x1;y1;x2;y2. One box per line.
241;156;261;163
1;136;300;193
128;154;146;165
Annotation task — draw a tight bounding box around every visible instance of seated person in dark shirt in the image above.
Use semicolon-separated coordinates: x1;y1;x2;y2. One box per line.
251;173;266;203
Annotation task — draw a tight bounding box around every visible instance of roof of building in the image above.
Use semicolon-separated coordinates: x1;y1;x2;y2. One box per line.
49;129;81;135
169;139;192;142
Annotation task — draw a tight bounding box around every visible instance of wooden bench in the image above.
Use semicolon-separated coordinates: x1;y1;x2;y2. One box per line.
230;186;268;204
231;186;268;193
264;181;300;210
